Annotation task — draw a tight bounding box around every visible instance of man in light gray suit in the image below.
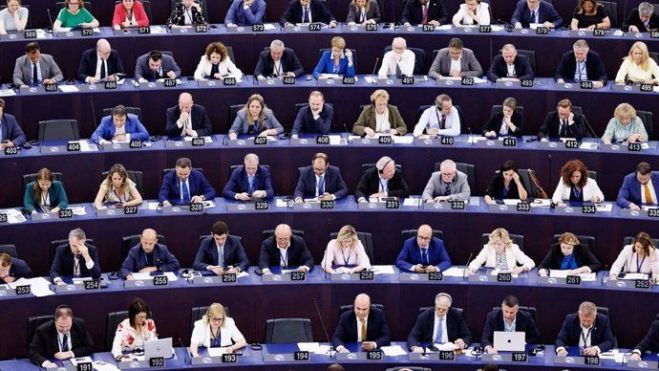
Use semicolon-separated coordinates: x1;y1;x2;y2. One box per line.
134;51;182;83
422;159;471;202
13;42;63;87
428;38;482;79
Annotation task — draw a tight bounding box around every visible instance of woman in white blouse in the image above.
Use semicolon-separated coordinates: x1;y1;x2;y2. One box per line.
194;42;243;81
468;228;535;275
614;41;659;85
551;159;604;207
93;163;142;210
321;225;371;273
190;303;247;357
452;0;490;26
112;298;158;361
609;232;659;280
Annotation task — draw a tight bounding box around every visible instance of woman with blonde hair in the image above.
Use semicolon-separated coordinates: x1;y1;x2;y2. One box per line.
467;228;535;275
93;163;143;209
321;225;371;273
614;41;659;85
602;102;648;144
190;303;247;357
312;36;355;79
228;94;283;139
346;0;380;25
538;232;601;276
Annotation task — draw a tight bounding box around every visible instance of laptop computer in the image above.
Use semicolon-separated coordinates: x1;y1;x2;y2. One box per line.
145;337;174;359
493;331;526;352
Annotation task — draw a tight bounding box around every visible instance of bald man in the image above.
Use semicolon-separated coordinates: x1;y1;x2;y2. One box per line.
395;224;452;273
258;224;313;274
378;37;415;79
119;228;180;280
165;92;212;138
77;39;125;83
487;44;534;82
332;293;391;352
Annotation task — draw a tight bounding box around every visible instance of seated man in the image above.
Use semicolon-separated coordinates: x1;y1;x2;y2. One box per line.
29;305;94;368
378;37;415;79
280;0;337;27
631;319;659;361
332;293;391;352
13;42;63;87
408;293;471;352
134;51;181;83
258;224;313;274
481;295;540;353
401;0;448;26
291;91;334;137
120;228;180;280
90;105;149;145
511;0;563;29
422;159;471;202
254;39;304;79
50;228;101;284
193;221;249;274
294;152;348;202
355;156;410;202
537;98;588;141
222;153;274;201
414;94;461;138
623;2;658;33
428;38;482;80
0;98;27;148
487;44;534;82
77;39;125;83
396;224;452;273
158;157;216;206
353;89;407;136
555;301;614;356
165;92;212;138
0;252;32;283
225;0;266;26
616;161;659;210
554;39;607;88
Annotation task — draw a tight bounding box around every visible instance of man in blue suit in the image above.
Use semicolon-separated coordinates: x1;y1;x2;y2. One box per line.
159;157;216;206
90;105;149;145
511;0;563;29
291;91;334;137
396;224;452;273
332;293;391;352
487;44;534;82
120;228;180;280
0;98;26;148
408;292;471;351
481;295;540;353
50;228;101;284
225;0;266;26
193;221;249;274
0;252;32;283
616;162;659;210
280;0;337;27
222;153;274;201
555;301;615;356
294;152;348;202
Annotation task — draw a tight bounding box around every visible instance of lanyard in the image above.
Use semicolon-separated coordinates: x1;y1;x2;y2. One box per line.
341;248;351;266
58;332;69;352
636;254;646;272
209;326;221;347
279;250;288;267
581;327;593;347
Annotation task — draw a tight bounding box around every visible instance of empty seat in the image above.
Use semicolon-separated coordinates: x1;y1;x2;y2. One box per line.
38;120;79;142
264;318;313;343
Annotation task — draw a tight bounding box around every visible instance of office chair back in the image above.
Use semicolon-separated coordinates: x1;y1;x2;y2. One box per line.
105;311;129;350
0;244;18;258
101;107;143;122
265;318;313;343
38;120;80;142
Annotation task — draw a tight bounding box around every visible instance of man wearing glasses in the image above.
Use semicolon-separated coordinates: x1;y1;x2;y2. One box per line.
407;292;471;352
395;224;452;273
422;159;471;203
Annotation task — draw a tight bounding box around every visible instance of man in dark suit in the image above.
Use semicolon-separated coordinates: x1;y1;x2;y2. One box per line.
294;152;348;202
77;39;125;83
355;156;410;202
165;92;212;138
622;2;659;33
280;0;337;27
554;39;607;88
0;252;32;283
616;162;659;210
193;221;249;274
487;44;534;82
332;293;391;352
538;98;589;141
408;292;471;351
90;105;150;145
511;0;563;29
291;91;334;137
254;39;304;79
13;42;63;87
395;224;452;273
29;305;94;368
258;224;313;274
135;51;182;83
222;153;274;201
631;320;659;361
0;98;26;148
401;0;448;26
555;301;615;356
481;295;540;353
50;228;101;284
158;157;216;206
120;228;180;279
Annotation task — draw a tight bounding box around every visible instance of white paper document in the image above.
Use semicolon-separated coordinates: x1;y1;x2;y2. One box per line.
442;266;466;277
549;270;596;281
207;347;229;357
490;269;518;278
381;345;407;356
328;135;342;145
70;205;87;215
70;357;93;366
92;361;120;371
184;136;212;143
371;265;395;275
403;198;422;207
275;199;289;208
297;342;320;352
130;272;178;281
58;85;80;93
620;273;648;280
9;277;54;297
434;343;458;351
0;208;27;224
392;136;414;144
0;89;17;97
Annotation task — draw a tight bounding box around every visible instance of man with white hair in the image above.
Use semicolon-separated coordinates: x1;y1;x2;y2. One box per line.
258;224;313;274
623;2;659;33
555;301;615;356
486;44;534;82
354;156;410;202
77;38;125;83
378;37;415;79
408;292;471;351
222;153;274;201
555;39;607;88
422;159;470;202
254;39;304;79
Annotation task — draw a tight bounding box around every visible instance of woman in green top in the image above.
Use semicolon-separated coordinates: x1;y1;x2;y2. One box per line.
53;0;99;31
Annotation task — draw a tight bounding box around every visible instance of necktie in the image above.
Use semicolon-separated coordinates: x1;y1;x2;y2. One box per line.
422;5;428;24
217;245;224;266
395;63;403;78
577;63;584;82
100;60;107;79
360;9;365;23
303;7;309;23
421;249;428;265
360;319;367;341
248;176;255;194
560;119;567;137
73;256;81;277
530;10;536;23
210;63;219;79
182;181;190;202
444;182;451;196
440;114;446;130
32;63;39;85
644;183;655;204
61;333;69;352
434;317;444;343
318;176;325;195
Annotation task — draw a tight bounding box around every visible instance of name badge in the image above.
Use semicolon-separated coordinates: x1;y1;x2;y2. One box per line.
439;351;455;360
365;24;378;31
0;213;7;223
497;272;512;282
580;81;593;89
124;206;138;215
428;271;443;280
149;357;165;367
290;271;306;281
24;29;37;38
153;275;168;286
191;137;206;147
4;147;18;155
195;24;208;33
565;139;579;149
283;76;296;85
58;209;73;218
451;201;465;210
422;24;435;32
222;353;237;363
223;77;237;86
163;78;177;88
647;208;659;218
255;200;269;210
129;140;143;149
45;83;58;92
479;25;491;33
83;280;100;290
535;26;549;34
440;136;454;145
503;137;517;147
385;199;400;209
16;285;31;295
81;28;94;36
342;76;355;85
252;24;265;32
635;279;651;289
516;202;531;212
639;84;653;92
222;273;237;283
585;356;600;365
401;76;415;85
378;136;393;145
628;142;642;152
294;351;310;361
254;136;268;145
189;202;204;212
359;271;375;280
137;26;150;34
565;275;581;285
461;77;474;86
77;362;93;371
104;81;117;90
308;23;322;31
316;135;330;145
512;352;528;362
582;205;596;214
320;200;335;209
520;79;534;87
366;350;383;360
592;29;605;37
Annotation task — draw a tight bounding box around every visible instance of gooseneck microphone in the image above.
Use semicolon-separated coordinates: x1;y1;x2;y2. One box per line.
313;298;334;356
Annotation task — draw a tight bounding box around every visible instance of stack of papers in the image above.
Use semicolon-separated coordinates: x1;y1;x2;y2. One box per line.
403;198;422;207
70;205;87;216
381;345;407;356
392;136;414;144
7;277;54;297
275;199;290;208
58;85;80;93
371;265;395;275
549;270;596;281
620;273;648;280
0;208;26;224
0;89;17;97
442;266;467;277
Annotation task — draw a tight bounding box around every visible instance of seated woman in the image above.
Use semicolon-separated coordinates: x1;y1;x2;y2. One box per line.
483;160;528;205
190;303;247;357
112;0;149;30
602;102;648;144
481;97;523;138
551;159;604;207
609;232;659;280
23;168;68;214
0;0;28;34
352;89;407;137
312;36;355;80
93;164;143;210
345;0;380;25
53;0;99;31
112;298;158;361
194;42;243;81
228;94;284;140
167;0;206;28
570;0;610;30
467;227;535;275
538;232;601;276
321;225;371;273
452;0;490;27
615;41;659;85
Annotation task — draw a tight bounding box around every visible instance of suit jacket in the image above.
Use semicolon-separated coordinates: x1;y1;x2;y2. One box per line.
422;170;470;201
622;9;659;32
292;104;334;135
90;114;149;144
355;167;410;200
258;234;314;270
481;309;540;347
222;165;274;199
158;169;216;204
254;48;304;77
428;47;483;79
554;50;607;83
165;104;212;137
616;172;659;208
353;105;408;136
482;111;524;137
120;243;180;278
635;320;659;354
49;243;102;282
167;3;206;27
312;51;355;79
192;235;249;272
555;313;614;352
487;54;534;82
537;110;588;140
294;165;348;199
6;257;32;281
511;0;563;28
407;308;472;348
0;113;27;147
13;54;63;86
77;48;125;82
29;318;94;366
346;0;381;23
280;0;336;25
538;243;601;272
23;181;68;213
225;0;266;25
395;236;452;272
401;0;448;25
112;0;149;27
332;308;391;348
134;53;181;81
229;109;284;135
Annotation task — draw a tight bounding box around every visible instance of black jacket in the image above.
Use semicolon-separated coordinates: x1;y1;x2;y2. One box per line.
537;110;589;141
554;50;608;83
407;307;472;348
355;167;410;200
481;309;540;347
254;48;304;78
538;242;601;272
29;318;94;366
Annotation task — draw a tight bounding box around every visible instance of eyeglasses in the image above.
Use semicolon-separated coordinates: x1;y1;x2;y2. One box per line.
211;317;225;322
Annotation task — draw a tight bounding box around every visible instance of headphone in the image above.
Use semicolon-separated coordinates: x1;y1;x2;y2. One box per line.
377;157;393;174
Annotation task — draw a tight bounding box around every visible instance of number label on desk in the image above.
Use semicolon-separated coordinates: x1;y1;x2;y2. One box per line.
221;353;237;363
401;76;415;85
163;79;177;88
222;273;237;283
503;137;517;147
129;140;143;149
137;26;150;34
451;201;465;210
191;137;206;147
149;357;165;367
516;202;531;212
512;352;528;362
342;76;355;85
189;202;204;212
651;31;659;38
104;81;117;90
440;136;454;145
359;271;375;280
580;81;593;90
223;77;237;86
479;25;491;33
0;213;7;223
585;356;600;365
58;209;73;218
293;351;310;361
83;280;100;290
365;24;378;31
461;77;474;86
195;24;208;33
635;279;651;289
153;276;168;286
428;271;443;281
283;76;296;85
422;24;435;32
439;351;455;360
628;142;642;152
640;84;653;92
566;275;581;285
123;206;138;215
648;208;659;218
255;200;269;210
24;29;37;38
385;199;400;209
366;350;383;360
254;136;268;145
77;362;93;371
45;83;58;92
252;24;265;32
378;136;393;145
320;200;335;209
4;146;18;155
497;273;512;282
536;26;549;35
582;205;596;214
81;28;94;36
308;23;322;31
565;139;579;149
520;79;534;88
67;141;81;152
15;285;31;295
592;29;605;37
290;271;306;281
316;135;330;145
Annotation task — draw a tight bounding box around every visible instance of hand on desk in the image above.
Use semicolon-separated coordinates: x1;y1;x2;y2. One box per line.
556;347;568;356
54;351;73;360
42;360;57;368
363;127;376;137
432;196;450;202
0;140;15;148
235;193;251;201
630;352;641;361
511;267;525;275
582;346;599;356
485;345;497;354
190;195;204;203
252;190;267;199
361;341;377;351
483;131;497;139
138;267;158;273
628;203;640;211
413;264;439;273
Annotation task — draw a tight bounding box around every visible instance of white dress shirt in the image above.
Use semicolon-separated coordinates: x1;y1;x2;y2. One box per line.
432;315;448;343
375;110;390;133
378;49;415;78
277;244;289;266
414;105;461;137
95;56;108;80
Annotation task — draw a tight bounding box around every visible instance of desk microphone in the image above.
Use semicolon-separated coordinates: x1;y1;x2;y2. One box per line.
178;338;191;364
371;57;380;76
462;253;473;280
313;298;334;357
343;123;349;133
496;18;514;28
584;118;599;138
47;8;54;31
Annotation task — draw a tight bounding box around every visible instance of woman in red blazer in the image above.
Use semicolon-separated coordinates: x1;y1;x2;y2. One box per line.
112;0;149;30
